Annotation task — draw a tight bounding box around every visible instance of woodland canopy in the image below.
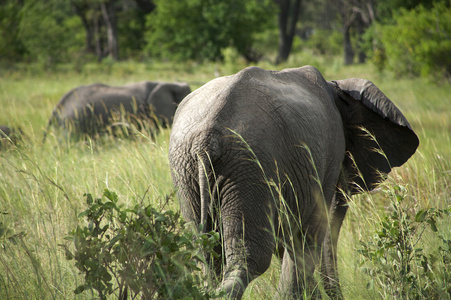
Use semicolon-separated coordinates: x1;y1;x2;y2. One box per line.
1;0;450;79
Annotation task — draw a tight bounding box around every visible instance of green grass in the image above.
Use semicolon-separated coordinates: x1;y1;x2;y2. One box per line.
1;58;450;299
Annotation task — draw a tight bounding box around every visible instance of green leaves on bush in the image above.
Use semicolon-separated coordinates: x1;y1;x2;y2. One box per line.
145;0;275;62
18;0;85;67
60;189;220;299
374;3;451;80
358;184;451;298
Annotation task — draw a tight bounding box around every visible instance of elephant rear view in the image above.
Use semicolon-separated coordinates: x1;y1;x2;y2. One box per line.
44;81;191;141
168;66;419;299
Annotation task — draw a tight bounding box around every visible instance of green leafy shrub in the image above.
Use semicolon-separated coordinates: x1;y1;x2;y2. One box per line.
18;0;84;68
305;29;343;57
375;3;451;80
358;184;451;298
0;0;27;62
145;0;275;62
60;189;220;299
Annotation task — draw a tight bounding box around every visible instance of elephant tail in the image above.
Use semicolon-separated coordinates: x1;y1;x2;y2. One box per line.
198;155;212;234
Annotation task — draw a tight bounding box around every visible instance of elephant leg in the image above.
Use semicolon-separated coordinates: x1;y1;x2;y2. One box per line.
219;201;275;299
276;248;312;299
321;191;348;299
276;226;324;299
220;227;274;299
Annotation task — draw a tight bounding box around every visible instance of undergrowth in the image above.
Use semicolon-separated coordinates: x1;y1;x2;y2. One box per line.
60;189;221;300
358;184;451;299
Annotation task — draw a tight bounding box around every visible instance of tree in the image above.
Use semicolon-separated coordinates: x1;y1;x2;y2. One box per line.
70;0;155;61
375;0;439;21
334;0;375;65
70;0;119;61
376;3;451;80
145;0;275;62
273;0;302;64
0;0;26;62
18;0;84;66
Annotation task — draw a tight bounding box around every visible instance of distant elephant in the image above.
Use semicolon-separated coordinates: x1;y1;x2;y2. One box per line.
168;66;419;299
44;81;191;141
0;125;25;149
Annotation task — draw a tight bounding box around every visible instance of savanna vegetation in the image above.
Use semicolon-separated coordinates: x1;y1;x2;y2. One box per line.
1;0;451;299
1;57;451;299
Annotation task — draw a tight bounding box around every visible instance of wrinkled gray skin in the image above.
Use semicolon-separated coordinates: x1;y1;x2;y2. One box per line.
169;66;419;299
44;81;191;140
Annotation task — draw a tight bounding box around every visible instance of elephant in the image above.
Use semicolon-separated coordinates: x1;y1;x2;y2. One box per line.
44;81;191;141
0;125;25;149
168;66;419;299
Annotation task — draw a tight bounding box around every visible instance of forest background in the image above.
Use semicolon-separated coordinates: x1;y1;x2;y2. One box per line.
1;0;450;80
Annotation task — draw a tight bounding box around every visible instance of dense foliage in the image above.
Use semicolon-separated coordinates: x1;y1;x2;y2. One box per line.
375;3;451;80
61;190;220;299
18;1;84;67
359;185;451;298
145;0;275;62
1;0;450;77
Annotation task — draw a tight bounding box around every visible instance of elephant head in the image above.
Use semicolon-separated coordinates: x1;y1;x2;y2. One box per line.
168;66;419;299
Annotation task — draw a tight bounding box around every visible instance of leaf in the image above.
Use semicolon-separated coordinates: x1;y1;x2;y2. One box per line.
426;218;438;232
84;193;93;205
103;189;118;202
415;209;427;222
106;234;124;249
74;284;87;295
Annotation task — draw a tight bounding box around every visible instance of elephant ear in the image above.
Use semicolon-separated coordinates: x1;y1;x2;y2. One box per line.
331;78;419;194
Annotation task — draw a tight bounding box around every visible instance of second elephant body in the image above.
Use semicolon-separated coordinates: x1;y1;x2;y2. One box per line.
46;81;191;139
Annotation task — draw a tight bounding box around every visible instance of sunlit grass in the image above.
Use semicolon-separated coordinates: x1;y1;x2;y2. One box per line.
0;129;174;299
0;59;450;299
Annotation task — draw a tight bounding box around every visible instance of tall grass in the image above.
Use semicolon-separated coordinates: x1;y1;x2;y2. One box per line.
1;58;450;299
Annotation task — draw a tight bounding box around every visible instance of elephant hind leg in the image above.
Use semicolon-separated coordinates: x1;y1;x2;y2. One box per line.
219;214;275;299
321;191;348;299
220;249;273;299
276;213;329;299
276;243;322;299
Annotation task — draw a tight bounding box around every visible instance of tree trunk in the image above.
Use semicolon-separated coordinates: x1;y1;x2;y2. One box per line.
71;2;95;54
275;0;302;64
101;1;119;60
82;16;95;54
93;15;103;62
343;23;354;65
356;18;366;64
338;0;375;65
134;0;156;13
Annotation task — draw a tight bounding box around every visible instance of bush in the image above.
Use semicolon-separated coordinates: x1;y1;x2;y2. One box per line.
18;0;85;67
0;0;27;62
374;3;451;80
144;0;275;62
60;189;220;299
358;184;451;298
305;29;343;57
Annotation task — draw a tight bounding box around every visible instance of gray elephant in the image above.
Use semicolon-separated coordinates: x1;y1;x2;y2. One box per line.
168;66;419;299
0;125;25;149
44;81;191;141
